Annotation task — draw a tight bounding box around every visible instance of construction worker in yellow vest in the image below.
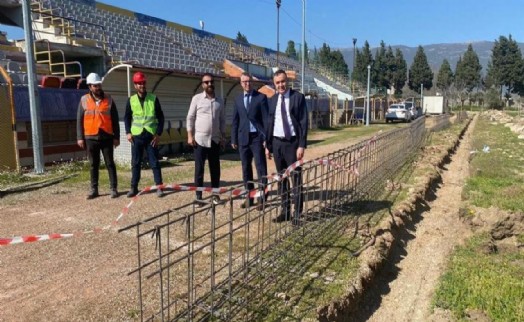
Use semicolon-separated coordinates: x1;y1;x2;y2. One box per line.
76;72;120;200
124;72;165;198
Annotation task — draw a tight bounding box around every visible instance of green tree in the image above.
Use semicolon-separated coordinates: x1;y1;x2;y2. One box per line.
454;44;482;93
285;40;297;59
318;43;332;66
391;48;407;96
302;41;309;64
353;41;373;86
311;46;319;65
486;35;524;96
408;45;433;91
330;49;349;78
485;88;503;109
372;41;388;89
436;59;454;94
236;32;248;44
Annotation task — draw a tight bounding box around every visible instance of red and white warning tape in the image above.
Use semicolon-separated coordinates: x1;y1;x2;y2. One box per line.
0;133;379;247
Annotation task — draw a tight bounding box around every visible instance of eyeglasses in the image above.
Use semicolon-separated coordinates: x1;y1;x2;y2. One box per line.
202;80;214;85
134;82;146;85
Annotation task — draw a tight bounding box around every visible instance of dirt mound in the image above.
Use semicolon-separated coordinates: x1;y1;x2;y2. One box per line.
462;206;524;252
483;110;524;138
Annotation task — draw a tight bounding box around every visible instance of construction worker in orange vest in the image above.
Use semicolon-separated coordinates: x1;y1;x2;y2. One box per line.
77;73;120;199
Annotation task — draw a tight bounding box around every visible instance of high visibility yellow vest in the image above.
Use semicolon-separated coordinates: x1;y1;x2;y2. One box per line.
130;93;158;135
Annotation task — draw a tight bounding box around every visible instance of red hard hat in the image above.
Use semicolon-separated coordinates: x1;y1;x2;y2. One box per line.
133;72;146;83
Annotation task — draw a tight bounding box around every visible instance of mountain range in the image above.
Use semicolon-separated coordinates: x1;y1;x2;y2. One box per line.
339;41;524;75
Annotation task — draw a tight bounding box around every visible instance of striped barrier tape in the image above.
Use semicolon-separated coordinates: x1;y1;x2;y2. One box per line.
0;133;379;247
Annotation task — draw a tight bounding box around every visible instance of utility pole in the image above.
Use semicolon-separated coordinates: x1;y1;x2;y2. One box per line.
22;0;44;173
352;38;357;95
276;0;281;68
420;83;423;112
366;65;371;126
301;0;305;94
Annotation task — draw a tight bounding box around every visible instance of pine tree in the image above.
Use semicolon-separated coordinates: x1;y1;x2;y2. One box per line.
353;41;373;86
236;32;248;44
454;44;482;93
436;59;454;94
408;46;433;91
372;41;388;89
486;35;524;96
285;40;297;59
391;48;407;96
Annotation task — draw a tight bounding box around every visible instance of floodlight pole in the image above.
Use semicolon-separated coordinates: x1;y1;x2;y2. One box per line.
22;0;44;173
352;38;357;95
366;65;370;126
301;0;305;94
276;0;281;68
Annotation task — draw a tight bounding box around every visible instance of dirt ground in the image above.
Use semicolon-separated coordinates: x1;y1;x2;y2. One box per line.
0;130;371;322
352;116;478;321
0;117;483;321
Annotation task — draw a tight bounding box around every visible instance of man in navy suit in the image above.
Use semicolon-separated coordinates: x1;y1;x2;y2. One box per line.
265;69;308;223
231;73;269;208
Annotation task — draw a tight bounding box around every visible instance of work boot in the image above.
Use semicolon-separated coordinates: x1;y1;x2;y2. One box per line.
127;187;139;198
110;189;119;199
86;189;99;200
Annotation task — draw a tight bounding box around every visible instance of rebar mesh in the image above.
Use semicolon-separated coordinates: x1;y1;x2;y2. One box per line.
119;117;426;321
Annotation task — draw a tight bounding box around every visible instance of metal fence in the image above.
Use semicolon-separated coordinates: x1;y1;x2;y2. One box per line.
119;117;426;321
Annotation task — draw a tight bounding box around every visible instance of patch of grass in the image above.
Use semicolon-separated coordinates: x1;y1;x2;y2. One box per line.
464;116;524;212
433;233;524;321
434;114;524;321
0;161;88;189
310;123;403;147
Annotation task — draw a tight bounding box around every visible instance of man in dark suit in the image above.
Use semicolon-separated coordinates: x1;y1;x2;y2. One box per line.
265;69;308;223
231;73;269;208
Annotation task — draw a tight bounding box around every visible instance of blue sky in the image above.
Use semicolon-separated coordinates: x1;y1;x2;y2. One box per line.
2;0;524;50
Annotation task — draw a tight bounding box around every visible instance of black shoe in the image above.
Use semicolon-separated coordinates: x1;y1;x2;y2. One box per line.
110;189;119;199
86;189;99;200
127;188;139;198
241;198;254;209
194;198;205;208
272;211;291;223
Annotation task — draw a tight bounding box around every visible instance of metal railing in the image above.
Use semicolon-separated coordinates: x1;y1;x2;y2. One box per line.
119;118;426;321
34;39;82;77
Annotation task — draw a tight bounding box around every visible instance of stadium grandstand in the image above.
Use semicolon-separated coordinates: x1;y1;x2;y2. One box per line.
0;0;359;170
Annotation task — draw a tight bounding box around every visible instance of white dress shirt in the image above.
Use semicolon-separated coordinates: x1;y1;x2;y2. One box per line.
273;90;296;138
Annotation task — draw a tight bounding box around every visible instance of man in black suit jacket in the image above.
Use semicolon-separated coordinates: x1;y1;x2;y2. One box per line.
231;73;269;208
265;69;308;223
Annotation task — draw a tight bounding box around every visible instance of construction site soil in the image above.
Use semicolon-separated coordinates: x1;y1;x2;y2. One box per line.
1;114;522;321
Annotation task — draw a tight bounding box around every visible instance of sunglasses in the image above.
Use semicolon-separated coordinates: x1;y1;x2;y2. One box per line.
202;80;214;85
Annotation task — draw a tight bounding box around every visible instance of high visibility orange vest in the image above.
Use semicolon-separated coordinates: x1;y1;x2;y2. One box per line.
81;93;114;136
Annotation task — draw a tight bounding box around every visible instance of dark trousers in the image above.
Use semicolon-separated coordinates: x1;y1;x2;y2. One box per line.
130;131;163;188
272;136;303;216
239;133;267;201
194;141;221;199
86;138;117;190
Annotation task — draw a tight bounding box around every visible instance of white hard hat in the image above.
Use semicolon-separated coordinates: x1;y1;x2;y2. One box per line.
86;73;102;85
